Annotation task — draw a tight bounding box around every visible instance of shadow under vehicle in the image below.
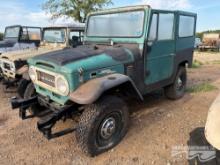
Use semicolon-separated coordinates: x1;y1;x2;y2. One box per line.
11;5;197;156
0;25;41;54
187;93;220;165
0;25;84;98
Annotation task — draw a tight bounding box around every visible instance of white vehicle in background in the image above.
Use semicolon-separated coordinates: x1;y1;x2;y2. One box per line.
194;37;202;48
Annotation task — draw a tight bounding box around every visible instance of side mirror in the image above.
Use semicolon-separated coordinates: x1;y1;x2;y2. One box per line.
71;36;79;48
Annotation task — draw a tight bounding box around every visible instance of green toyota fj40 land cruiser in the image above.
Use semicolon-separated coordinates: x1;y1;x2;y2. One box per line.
0;25;84;97
11;5;197;156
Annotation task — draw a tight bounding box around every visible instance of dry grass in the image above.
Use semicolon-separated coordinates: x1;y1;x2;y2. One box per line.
187;83;218;93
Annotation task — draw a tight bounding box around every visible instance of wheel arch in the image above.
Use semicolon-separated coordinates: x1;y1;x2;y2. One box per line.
179;60;190;68
69;73;143;105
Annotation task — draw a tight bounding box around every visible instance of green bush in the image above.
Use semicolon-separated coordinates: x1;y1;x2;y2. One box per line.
192;60;203;68
187;83;217;93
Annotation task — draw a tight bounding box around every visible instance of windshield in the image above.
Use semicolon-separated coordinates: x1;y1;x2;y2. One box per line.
5;27;20;38
43;28;66;43
87;10;145;37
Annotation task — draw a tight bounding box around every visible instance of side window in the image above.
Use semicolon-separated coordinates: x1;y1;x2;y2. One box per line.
149;14;158;41
158;13;174;40
70;31;84;42
179;16;195;37
27;28;41;40
70;31;81;42
69;31;80;39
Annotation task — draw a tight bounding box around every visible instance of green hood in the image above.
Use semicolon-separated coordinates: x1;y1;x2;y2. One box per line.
28;45;140;74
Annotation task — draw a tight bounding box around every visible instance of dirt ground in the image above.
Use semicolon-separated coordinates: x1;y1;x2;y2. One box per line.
1;52;220;165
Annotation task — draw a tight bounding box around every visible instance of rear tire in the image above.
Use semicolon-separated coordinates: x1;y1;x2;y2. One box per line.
17;79;30;98
164;67;187;100
24;83;43;116
76;96;129;157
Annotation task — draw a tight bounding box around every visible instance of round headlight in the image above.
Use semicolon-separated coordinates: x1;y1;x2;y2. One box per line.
29;67;36;81
56;76;69;96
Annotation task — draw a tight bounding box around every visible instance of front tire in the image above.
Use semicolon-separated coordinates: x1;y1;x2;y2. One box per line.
17;79;30;98
164;66;187;100
76;96;129;156
24;83;43;116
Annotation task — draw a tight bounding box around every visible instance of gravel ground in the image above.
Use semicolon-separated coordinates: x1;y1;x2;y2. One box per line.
0;52;220;165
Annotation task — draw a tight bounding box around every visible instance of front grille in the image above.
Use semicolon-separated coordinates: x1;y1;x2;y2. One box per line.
3;62;11;70
37;71;55;87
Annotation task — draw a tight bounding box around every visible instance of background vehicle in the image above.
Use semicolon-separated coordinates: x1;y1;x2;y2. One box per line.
0;25;41;54
198;33;220;51
11;5;197;156
0;25;84;98
194;37;202;49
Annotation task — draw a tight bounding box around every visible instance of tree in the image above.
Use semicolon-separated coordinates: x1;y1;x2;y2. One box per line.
0;33;3;41
43;0;113;23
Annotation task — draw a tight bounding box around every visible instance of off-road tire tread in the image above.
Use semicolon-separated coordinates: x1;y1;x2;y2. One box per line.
76;96;129;157
17;79;30;98
24;83;39;115
164;67;187;100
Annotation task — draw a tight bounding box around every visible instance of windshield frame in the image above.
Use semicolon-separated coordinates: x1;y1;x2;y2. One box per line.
42;28;67;43
4;26;21;39
86;9;146;38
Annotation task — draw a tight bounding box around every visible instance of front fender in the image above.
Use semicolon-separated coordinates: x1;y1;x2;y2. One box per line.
69;73;143;105
205;93;220;150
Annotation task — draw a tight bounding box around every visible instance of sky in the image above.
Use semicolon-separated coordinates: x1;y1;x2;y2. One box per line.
0;0;220;32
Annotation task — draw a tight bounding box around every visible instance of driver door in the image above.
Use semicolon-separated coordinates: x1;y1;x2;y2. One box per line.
144;11;175;85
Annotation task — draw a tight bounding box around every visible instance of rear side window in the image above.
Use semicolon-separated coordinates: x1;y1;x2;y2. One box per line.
27;28;41;40
179;16;195;37
21;27;41;40
158;13;174;40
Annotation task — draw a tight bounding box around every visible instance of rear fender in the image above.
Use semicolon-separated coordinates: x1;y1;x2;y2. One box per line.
69;73;143;105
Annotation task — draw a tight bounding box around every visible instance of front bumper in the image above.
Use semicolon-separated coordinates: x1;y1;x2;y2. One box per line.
2;69;16;79
1;65;29;87
11;95;77;139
